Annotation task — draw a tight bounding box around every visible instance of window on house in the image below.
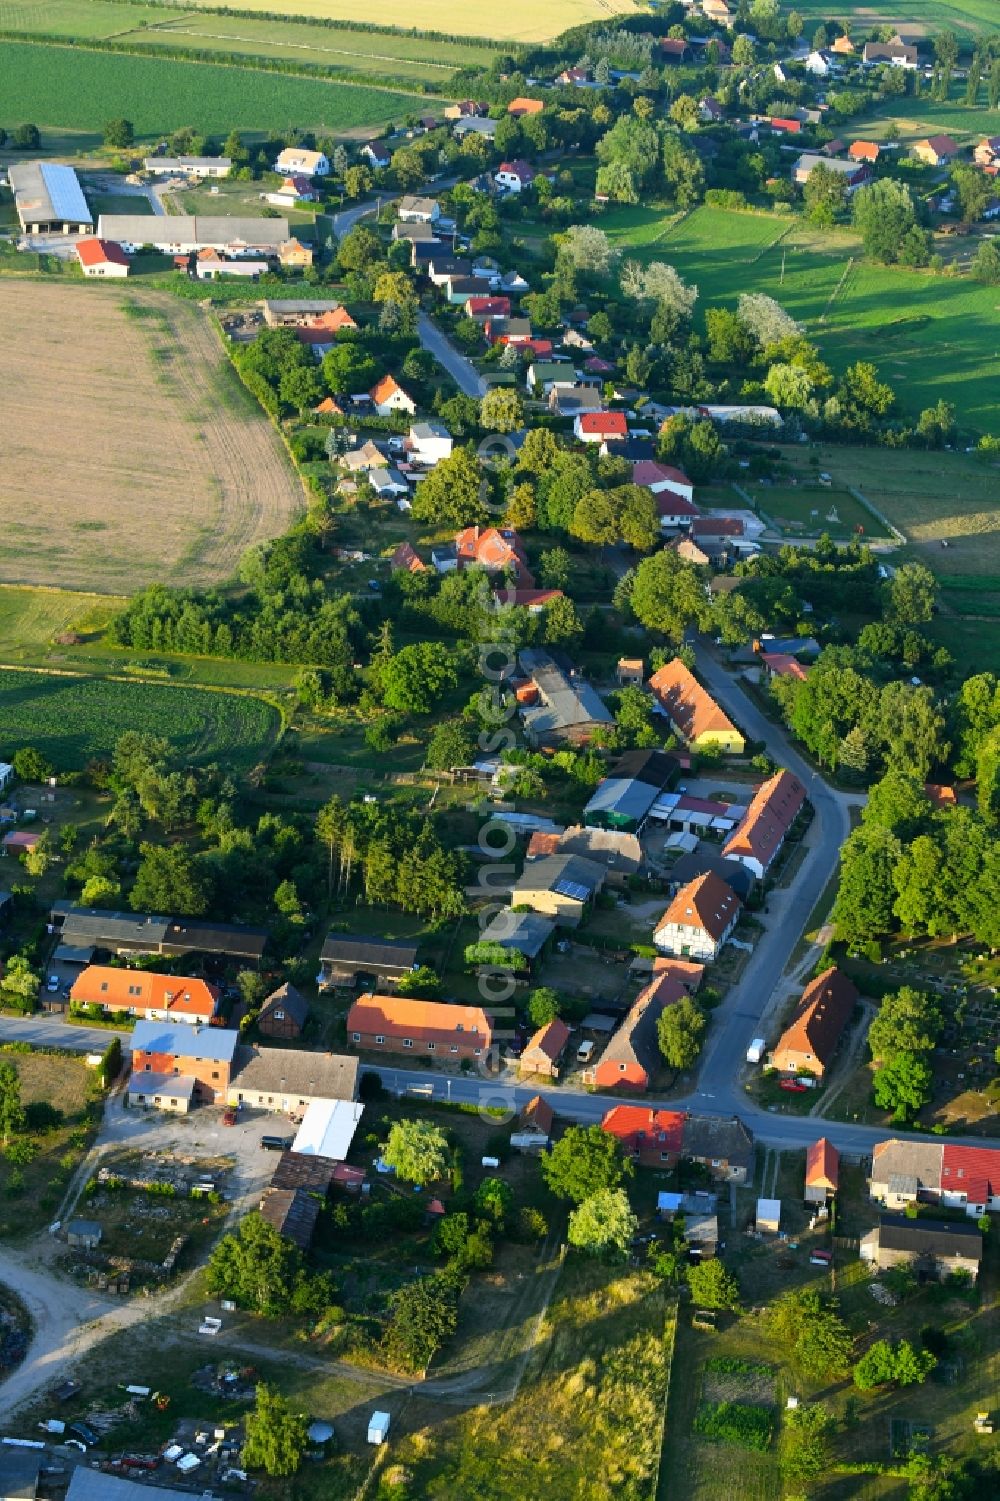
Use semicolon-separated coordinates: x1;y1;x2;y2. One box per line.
100;982;109;993
403;1039;413;1049
620;1063;627;1072
352;1032;361;1043
450;1046;458;1054
212;1071;219;1080
375;1035;385;1045
474;1048;482;1056
427;1043;435;1051
711;1159;722;1168
144;1063;151;1072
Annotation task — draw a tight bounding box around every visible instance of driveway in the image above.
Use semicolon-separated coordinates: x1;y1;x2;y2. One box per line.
418;311;487;398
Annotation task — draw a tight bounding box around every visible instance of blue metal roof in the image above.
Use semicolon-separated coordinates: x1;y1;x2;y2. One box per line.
131;1019;239;1063
39;162;92;224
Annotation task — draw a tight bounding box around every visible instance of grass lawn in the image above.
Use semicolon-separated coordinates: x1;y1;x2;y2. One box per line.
395;1259;674;1499
176;179;319;227
751;483;890;540
849;82;1000;143
605;205;1000;430
0;1050;102;1240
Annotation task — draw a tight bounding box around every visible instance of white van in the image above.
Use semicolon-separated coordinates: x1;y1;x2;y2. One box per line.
576;1040;595;1064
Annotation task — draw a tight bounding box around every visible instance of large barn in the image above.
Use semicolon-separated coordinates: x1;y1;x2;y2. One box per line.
9;161;93;234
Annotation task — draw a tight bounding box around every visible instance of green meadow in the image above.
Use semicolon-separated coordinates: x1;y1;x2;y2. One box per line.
605;205;1000;431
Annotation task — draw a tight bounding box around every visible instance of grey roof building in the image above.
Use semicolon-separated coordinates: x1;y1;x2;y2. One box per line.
98;214;290;249
556;826;643;879
52;903;268;962
682;1112;755;1181
9;160;92;232
479;908;556;960
861;1215;983;1279
665;850;756;901
519;649;614;746
67;1472;205;1500
259;1185;321;1250
319;933;419;986
231;1046;359;1103
0;1447;42;1500
583;777;662;833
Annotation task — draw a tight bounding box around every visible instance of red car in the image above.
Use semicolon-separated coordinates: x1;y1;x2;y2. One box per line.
779;1079;808;1093
222;1108;238;1126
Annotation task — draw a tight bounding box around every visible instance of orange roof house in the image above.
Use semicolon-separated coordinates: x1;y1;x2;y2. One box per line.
508;97;544;116
347;993;492;1060
648;658;745;753
590;974;687;1092
369;374;417;416
913;134;960;166
760;652;809;682
805;1137;840;1200
654;872;741;962
70;965;219;1023
849;140;880;163
279;237;314;268
601;1104;686;1167
314;395;345;416
722;768;805;878
924;783;957;809
519;1018;571;1078
390;540;426;574
455;526;534;586
770;967;858;1079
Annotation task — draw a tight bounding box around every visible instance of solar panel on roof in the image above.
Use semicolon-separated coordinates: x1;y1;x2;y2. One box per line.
40;163;92;224
552;879;590;902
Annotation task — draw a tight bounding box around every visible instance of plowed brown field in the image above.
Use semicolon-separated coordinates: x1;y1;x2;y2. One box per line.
0;283;303;592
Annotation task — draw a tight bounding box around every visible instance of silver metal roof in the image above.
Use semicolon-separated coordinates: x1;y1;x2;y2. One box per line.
9;160;92;226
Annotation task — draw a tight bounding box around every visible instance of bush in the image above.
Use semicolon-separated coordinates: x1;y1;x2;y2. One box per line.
24;1101;64;1133
693;1401;775;1451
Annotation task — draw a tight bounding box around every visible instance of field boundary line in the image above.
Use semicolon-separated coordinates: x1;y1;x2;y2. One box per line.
819;255;855;324
152;23;460;70
652;1298;680;1501
846;485;906;545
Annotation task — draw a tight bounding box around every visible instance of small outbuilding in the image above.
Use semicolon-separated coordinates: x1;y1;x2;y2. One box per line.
258;982;309;1040
756;1197;781;1234
67;1218;102;1249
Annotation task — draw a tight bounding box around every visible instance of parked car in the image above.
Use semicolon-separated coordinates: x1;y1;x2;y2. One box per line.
222;1108;237;1126
68;1422;100;1448
46;975;60;993
779;1079;808;1093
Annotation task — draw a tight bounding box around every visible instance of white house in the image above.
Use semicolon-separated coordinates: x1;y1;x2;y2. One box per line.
144;156;232;179
653;872;741;962
397;195;441;224
76;237;130;278
369;375;417;417
804;50;832;76
494;160;536;193
0;763;13;794
361;141;392;170
409;421;453;466
274;147;330;177
631;460;695;502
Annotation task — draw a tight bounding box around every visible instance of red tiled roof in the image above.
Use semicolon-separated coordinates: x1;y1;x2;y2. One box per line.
369;374;409;405
761;652;808;681
919;134;959;156
849;140;880;162
521;1094;554;1133
602;1104;686;1155
390;541;425;573
70;965;219;1019
526;831;561;857
770;117;802;132
772;967;858;1070
690;516;743;537
723;768;805;868
924;783;957;808
941;1145;1000;1204
347;993;492;1046
806;1136;839;1190
523;1018;571;1063
76;237;129;268
648;658;739;743
656;871;741;943
577;410;628;437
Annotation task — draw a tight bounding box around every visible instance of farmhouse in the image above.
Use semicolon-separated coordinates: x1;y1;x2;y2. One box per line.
632;460;695;502
722;768;806;879
128;1020;240;1108
319;933;419;988
913;135;960;167
347;994;492;1061
98;215;290;255
860;1216;982;1281
975;136;1000;166
648;658;745;753
869;1140;1000;1218
9;161;92;234
805;1137;839;1203
602;1105;753;1180
263;298;343;327
274;146;330;177
144;156;231;178
456;525;533;583
575;410;628;444
258;982;309;1040
792;153;872;191
76;237;130;278
70;965;219;1024
589;973;688;1092
495;160;537;193
361;140;392;169
771;967;857;1079
602;1104;685;1167
654;872;741;961
550;825;643;885
227;1046;358;1111
849;140;881;163
509;853;606;926
519;1019;571;1079
862;40;917;67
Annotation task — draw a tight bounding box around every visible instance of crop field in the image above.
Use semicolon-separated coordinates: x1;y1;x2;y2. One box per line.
791;0;997;34
0;668;279;768
179;0;639;44
606;205;1000;430
849;87;1000;143
0;40;427;139
0;283;303;593
0;0;495;81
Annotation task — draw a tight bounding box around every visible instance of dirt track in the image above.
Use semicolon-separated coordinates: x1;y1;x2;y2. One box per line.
0;282;303;593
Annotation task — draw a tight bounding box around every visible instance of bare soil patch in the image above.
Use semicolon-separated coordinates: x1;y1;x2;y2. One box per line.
0;283;303;592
